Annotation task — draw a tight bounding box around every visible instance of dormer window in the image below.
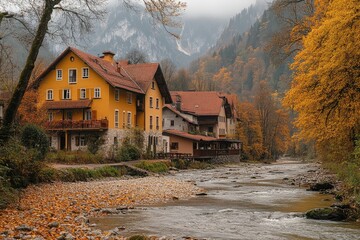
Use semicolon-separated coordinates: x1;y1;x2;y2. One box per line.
82;68;89;78
69;69;77;83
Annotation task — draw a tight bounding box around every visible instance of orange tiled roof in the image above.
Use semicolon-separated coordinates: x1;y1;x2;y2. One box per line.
44;100;92;110
163;129;217;142
170;91;225;116
35;47;172;103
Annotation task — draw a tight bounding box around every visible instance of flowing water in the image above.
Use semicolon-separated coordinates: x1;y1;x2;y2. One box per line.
92;159;360;239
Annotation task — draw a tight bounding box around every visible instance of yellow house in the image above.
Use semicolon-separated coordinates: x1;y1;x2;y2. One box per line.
35;47;171;153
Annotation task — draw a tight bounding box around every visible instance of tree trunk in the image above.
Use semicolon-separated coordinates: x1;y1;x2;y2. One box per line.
0;0;59;144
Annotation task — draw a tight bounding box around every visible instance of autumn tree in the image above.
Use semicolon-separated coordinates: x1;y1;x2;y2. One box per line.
255;81;290;159
236;102;264;160
283;0;360;162
0;0;186;143
212;67;233;93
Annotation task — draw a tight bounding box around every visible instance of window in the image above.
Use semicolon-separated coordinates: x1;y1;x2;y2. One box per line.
114;89;120;101
170;142;179;150
156;116;159;130
127;92;132;104
150;116;153;130
149;97;153;108
151;81;155;89
114;109;119;128
66;111;72;120
80;88;86;99
127;112;131;128
84;110;92;120
208;127;213;133
156;98;159;109
170;120;174;126
75;136;86;147
122;111;126;128
79;136;86;146
48;112;53;121
94;88;101;98
82;68;89;78
62;89;71;99
56;69;62;80
69;69;77;83
46;89;53;100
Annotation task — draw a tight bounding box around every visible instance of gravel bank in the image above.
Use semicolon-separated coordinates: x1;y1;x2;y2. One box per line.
0;176;201;239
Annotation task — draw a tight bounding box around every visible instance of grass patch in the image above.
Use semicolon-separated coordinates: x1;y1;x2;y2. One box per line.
134;161;170;173
46;151;105;164
37;166;126;182
171;159;212;170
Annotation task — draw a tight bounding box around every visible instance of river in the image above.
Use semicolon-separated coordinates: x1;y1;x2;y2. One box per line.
91;159;360;239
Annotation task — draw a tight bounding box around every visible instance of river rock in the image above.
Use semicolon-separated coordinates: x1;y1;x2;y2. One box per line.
15;224;33;232
309;182;334;191
305;207;348;221
48;222;60;228
196;192;207;196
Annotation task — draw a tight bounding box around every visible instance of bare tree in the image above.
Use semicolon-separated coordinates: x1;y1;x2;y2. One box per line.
126;48;148;64
160;58;176;83
0;0;186;142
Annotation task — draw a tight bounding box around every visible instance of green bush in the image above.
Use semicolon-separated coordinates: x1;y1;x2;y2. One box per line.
21;124;49;160
135;161;169;173
58;166;123;182
0;165;17;209
0;138;44;188
87;135;105;154
115;144;141;162
46;150;105;164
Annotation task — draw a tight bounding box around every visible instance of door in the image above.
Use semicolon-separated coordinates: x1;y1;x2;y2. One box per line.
59;132;66;150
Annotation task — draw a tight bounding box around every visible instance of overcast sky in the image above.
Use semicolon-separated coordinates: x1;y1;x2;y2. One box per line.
183;0;257;18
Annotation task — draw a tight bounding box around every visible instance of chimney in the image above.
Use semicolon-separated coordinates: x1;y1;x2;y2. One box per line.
102;51;115;64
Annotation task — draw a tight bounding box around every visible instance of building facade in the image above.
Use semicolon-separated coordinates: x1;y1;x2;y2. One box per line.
35;47;171;154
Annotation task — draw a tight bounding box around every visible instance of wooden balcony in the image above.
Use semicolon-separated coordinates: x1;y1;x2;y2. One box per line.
193;149;241;157
45;119;108;131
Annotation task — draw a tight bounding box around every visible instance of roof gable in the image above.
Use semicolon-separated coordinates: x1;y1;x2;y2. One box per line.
170;91;225;116
35;47;144;94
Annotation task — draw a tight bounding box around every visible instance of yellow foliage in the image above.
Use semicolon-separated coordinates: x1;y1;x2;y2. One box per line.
284;0;360;160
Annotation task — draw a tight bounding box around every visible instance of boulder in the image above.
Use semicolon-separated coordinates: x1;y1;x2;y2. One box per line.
305;207;348;221
309;182;334;191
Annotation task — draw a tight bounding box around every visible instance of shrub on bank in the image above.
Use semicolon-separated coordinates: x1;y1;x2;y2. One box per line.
115;143;141;162
135;161;169;173
46;150;104;164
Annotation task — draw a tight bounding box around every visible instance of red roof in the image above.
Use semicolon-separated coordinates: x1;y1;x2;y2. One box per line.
44;100;92;110
170;91;225;116
163;129;217;142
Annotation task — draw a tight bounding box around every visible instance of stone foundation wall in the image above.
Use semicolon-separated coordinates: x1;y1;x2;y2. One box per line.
209;155;241;164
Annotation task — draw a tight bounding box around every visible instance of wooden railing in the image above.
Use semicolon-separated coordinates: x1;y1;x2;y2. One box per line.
45;119;108;130
193;149;241;157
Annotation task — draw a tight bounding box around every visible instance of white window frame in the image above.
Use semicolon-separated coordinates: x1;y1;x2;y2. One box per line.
80;88;86;99
79;136;86;146
156;98;159;109
127;92;132;104
48;112;53;121
114;109;119;128
46;89;53;100
82;67;89;79
63;89;71;100
127;111;131;128
149;97;153;108
94;88;101;98
114;89;120;101
56;69;62;80
68;69;77;84
84;110;92;120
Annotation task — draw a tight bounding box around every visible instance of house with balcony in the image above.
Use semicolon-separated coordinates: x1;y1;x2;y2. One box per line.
35;47;171;153
162;91;241;159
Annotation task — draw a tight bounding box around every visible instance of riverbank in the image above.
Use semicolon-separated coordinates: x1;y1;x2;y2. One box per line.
0;176;201;239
